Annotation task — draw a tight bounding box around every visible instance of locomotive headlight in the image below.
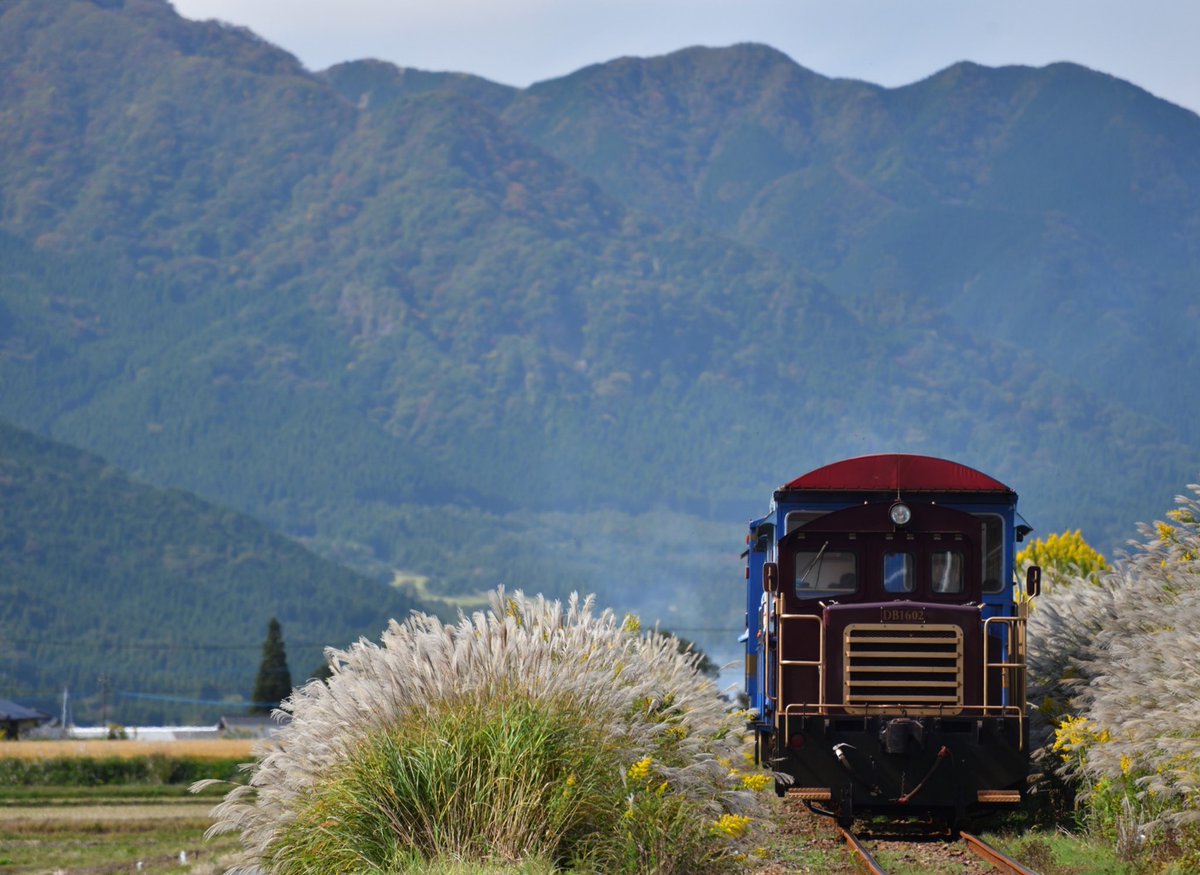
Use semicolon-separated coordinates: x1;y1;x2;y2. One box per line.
889;502;912;526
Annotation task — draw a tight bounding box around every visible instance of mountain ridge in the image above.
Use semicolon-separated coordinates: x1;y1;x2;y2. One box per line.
2;0;1198;689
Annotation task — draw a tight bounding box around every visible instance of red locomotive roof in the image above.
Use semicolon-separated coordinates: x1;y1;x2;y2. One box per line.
781;454;1013;494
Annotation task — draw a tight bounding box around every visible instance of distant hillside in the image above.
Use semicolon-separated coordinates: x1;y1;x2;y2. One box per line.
493;47;1200;443
351;44;1200;446
0;419;426;724
1;0;1198;683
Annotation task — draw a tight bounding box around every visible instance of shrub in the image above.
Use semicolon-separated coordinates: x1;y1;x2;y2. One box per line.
0;755;244;786
200;590;768;873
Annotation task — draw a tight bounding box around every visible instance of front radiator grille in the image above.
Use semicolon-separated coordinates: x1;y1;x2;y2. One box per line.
843;623;963;715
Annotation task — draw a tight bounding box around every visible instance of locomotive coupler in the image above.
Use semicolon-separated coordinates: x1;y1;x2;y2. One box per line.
881;717;926;754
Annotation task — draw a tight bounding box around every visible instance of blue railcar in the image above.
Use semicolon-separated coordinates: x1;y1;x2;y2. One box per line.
743;454;1039;826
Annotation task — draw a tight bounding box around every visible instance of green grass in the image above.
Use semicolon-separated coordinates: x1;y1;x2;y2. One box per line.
987;829;1132;874
755;796;1152;875
0;782;227;804
397;863;559;875
266;694;734;873
271;697;622;871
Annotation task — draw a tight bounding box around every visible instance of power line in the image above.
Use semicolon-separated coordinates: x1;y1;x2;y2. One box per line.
6;631;746;649
658;628;742;634
3;637;336;651
117;691;283;708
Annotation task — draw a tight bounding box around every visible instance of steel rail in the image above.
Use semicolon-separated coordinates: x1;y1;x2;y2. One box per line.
838;826;889;875
960;831;1041;875
835;826;1042;875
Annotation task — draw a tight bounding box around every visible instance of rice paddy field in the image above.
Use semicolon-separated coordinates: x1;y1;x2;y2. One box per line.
0;739;252;874
0;740;254;761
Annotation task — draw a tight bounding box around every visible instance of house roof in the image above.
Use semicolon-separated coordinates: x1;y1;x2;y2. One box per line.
218;714;289;728
217;714;290;737
0;698;51;722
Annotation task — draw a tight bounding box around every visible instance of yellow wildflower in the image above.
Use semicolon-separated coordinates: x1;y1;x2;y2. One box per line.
741;773;772;792
711;813;751;840
663;725;687;743
628;756;654;783
1017;530;1109;585
622;613;641;634
1052;715;1110;763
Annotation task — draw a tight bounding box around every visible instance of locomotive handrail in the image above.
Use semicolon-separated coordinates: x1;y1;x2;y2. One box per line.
774;601;824;736
772;608;1030;725
779;702;1025;718
983;615;1027;750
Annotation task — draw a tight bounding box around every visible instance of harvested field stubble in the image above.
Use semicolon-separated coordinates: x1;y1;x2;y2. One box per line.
0;801;215;828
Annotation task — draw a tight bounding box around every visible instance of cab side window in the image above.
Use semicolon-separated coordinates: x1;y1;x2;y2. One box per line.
978;515;1004;593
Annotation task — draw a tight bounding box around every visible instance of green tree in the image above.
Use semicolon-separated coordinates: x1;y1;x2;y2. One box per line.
251;618;292;715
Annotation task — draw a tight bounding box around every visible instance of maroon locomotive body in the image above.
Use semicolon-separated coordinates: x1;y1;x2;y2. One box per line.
744;455;1039;826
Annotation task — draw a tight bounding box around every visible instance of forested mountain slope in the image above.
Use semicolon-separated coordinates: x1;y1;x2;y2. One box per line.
496;47;1200;442
1;0;1197;680
0;418;426;724
352;43;1200;446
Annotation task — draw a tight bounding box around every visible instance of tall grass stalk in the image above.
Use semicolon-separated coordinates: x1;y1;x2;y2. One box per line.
200;589;768;873
1028;483;1200;859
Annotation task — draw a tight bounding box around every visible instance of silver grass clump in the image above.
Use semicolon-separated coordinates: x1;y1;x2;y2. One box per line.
200;588;766;872
1028;484;1200;832
1026;565;1120;746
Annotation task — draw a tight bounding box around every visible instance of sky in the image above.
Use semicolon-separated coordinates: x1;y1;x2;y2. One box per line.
169;0;1200;116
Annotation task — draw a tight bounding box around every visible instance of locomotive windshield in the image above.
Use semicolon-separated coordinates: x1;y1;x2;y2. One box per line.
883;552;913;592
794;546;858;597
932;551;965;593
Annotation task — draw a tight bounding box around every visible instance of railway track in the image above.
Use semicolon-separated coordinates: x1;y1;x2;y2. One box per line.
838;824;1041;875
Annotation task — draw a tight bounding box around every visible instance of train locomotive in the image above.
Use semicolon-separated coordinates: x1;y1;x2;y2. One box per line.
743;454;1040;826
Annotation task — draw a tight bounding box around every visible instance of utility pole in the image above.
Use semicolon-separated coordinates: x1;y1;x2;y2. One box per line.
98;674;110;728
